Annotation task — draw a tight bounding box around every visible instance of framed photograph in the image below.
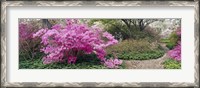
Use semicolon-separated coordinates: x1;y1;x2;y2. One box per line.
1;0;199;87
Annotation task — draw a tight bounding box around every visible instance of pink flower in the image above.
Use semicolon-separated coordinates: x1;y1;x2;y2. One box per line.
176;27;181;36
33;19;118;64
167;27;181;61
104;61;115;68
52;24;62;30
113;58;123;65
19;23;36;41
32;28;47;38
104;58;123;69
168;43;181;61
67;56;77;64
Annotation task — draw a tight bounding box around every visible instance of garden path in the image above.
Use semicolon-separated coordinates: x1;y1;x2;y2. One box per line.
124;43;170;69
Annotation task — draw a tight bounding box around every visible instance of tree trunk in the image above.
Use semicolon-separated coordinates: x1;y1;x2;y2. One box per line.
42;19;52;29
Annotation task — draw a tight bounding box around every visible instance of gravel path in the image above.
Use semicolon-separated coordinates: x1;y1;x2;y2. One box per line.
124;53;169;69
124;43;169;69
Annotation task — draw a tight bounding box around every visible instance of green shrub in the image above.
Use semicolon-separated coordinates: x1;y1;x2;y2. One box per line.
166;32;179;50
107;27;160;42
106;39;152;54
166;43;175;50
160;39;170;43
163;59;181;69
106;39;165;60
89;19;160;41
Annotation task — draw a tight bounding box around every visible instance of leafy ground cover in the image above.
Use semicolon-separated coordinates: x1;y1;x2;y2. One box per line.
19;53;125;69
163;59;181;69
117;50;164;60
162;27;181;69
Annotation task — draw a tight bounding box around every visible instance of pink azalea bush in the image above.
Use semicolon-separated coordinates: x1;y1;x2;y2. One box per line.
104;58;123;69
168;41;181;61
19;23;34;42
19;21;42;43
33;19;120;66
19;22;41;59
19;23;33;54
168;27;181;61
176;27;181;36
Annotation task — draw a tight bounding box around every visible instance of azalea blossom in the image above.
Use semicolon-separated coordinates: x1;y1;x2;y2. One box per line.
168;42;181;61
19;23;34;41
176;27;181;36
33;19;118;64
104;58;123;69
168;27;181;61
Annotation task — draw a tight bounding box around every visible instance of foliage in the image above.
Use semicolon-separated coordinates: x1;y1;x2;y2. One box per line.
106;39;159;53
160;38;170;43
19;52;124;69
167;27;181;61
19;53;104;69
166;43;175;50
163;59;181;69
165;31;179;49
19;19;181;69
163;27;181;69
167;41;181;61
106;39;165;60
154;19;181;39
121;19;160;31
89;19;160;41
104;58;123;69
142;27;161;42
89;19;129;39
117;50;164;60
33;19;119;67
19;21;42;60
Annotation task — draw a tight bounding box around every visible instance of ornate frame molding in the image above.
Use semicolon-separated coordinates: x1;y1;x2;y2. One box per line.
1;1;199;87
